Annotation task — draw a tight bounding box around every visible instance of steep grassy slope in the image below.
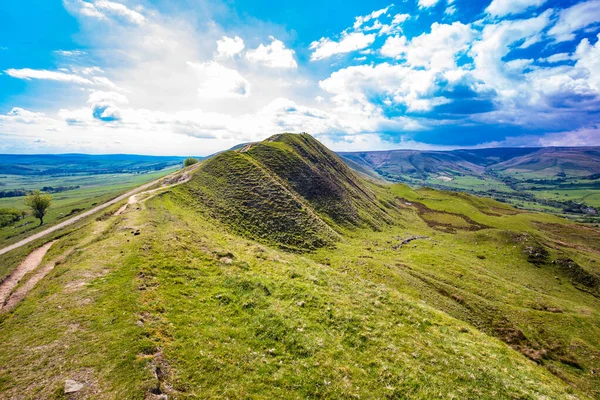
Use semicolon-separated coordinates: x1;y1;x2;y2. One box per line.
1;134;599;398
185;134;392;251
185;150;339;251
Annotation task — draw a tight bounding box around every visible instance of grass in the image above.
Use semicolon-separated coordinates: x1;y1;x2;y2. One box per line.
0;134;598;398
0;188;582;398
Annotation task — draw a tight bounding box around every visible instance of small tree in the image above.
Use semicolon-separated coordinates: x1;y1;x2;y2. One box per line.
184;157;199;167
24;190;52;226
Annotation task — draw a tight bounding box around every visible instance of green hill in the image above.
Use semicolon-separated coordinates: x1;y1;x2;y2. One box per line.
184;133;392;251
339;147;600;220
0;134;599;399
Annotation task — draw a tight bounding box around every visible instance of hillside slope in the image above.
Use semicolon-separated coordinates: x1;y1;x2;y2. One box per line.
0;134;599;398
185;133;392;250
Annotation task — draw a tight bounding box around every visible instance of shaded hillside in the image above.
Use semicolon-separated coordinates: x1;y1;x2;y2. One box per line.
185;133;392;251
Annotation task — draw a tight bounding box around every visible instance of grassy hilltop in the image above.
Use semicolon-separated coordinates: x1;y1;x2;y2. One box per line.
0;134;599;398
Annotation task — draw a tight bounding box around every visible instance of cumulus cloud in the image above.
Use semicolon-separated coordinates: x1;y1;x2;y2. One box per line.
548;0;600;42
539;53;572;63
310;32;376;61
485;0;547;17
381;22;475;70
187;61;250;99
246;37;298;68
353;6;392;30
216;36;245;57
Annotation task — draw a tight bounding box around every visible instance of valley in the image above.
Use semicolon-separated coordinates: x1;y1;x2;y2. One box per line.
339;147;600;223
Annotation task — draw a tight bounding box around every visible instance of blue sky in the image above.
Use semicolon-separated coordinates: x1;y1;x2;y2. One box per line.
0;0;599;155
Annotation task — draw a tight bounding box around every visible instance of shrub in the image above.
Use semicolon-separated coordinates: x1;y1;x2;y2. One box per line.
184;157;200;167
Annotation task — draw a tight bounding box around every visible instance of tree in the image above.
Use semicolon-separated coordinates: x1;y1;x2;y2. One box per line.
24;190;52;226
184;157;199;167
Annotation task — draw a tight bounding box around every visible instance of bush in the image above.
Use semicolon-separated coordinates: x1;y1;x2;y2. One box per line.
184;157;200;167
0;208;24;227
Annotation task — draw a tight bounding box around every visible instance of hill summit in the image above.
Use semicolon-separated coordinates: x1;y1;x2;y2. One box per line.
184;133;392;250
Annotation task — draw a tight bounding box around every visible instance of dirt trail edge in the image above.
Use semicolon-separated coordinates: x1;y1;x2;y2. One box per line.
0;168;188;257
0;241;56;306
2;248;73;313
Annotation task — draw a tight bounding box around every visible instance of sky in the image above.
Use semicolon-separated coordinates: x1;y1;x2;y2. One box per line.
0;0;599;155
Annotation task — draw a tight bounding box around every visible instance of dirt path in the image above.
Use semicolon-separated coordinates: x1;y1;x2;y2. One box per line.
0;164;200;312
0;241;56;306
0;168;189;257
113;167;196;216
2;249;73;312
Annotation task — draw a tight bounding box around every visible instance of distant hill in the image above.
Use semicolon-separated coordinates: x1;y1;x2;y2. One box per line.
491;147;600;177
339;147;600;180
0;154;189;176
339;146;600;220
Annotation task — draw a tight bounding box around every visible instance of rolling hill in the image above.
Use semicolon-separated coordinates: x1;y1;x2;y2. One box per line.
340;146;600;219
339;147;600;180
0;134;599;398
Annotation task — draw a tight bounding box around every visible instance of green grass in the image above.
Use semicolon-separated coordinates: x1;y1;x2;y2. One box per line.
0;167;178;246
0;188;583;399
0;134;598;398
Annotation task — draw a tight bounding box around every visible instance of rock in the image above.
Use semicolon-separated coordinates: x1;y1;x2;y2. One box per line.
64;379;84;393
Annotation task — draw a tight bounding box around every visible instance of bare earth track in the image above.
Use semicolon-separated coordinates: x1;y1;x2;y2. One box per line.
0;165;199;312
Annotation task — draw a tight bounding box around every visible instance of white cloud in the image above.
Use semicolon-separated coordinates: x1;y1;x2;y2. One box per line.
381;22;475;70
55;50;87;57
548;0;600;42
87;90;129;105
445;5;457;16
5;68;95;85
539;52;572;63
319;62;454;113
187;61;250;99
418;0;441;9
216;36;245;57
485;0;547;17
575;33;600;92
0;108;49;124
470;10;553;92
66;0;146;24
246;37;297;68
66;0;106;19
94;0;146;24
353;6;392;30
310;32;376;61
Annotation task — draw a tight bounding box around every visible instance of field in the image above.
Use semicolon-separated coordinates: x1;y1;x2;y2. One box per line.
0;154;185;246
